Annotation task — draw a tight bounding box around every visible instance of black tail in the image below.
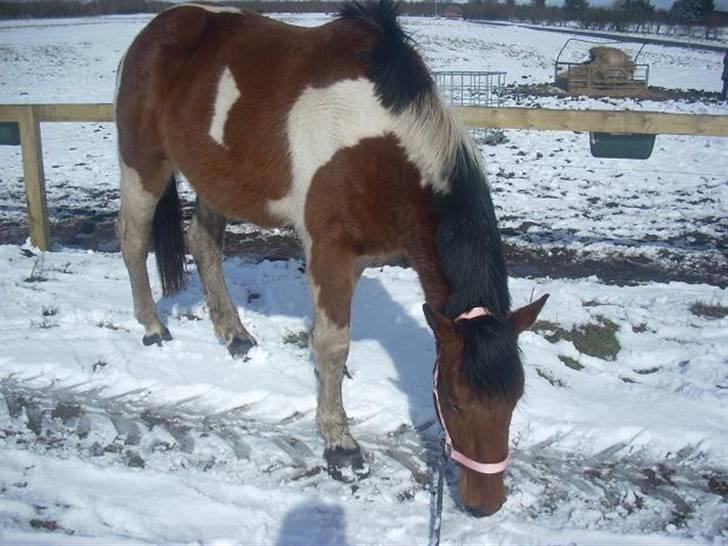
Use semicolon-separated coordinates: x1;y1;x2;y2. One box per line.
152;175;187;296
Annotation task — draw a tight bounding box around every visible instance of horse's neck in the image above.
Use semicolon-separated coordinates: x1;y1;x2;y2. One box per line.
405;220;450;312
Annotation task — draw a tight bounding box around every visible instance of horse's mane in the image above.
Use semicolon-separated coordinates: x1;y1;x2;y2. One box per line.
340;0;523;401
340;0;433;113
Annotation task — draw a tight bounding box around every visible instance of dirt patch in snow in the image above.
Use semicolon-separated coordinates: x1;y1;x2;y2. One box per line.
506;83;726;104
0;213;725;287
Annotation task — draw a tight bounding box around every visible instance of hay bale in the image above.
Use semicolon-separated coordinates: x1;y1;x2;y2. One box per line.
586;47;635;85
556;46;636;91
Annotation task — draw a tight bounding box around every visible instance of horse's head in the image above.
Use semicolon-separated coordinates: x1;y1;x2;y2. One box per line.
423;295;548;517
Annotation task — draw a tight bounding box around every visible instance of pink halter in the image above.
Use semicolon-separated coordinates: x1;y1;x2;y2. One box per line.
432;306;510;475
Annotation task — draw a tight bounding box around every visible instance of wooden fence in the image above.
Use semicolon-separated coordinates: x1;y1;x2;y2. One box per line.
1;102;727;251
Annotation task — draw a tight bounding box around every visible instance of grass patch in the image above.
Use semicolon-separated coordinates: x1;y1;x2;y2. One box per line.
30;519;62;532
534;316;621;361
634;366;661;375
574;317;620;361
282;330;309;350
31;318;57;329
96;320;119;330
177;311;202;322
631;322;649;333
558;355;584;371
536;367;568;388
690;301;728;320
533;320;570;343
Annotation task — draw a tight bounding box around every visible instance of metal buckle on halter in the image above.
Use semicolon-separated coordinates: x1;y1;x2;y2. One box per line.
440;437;452;458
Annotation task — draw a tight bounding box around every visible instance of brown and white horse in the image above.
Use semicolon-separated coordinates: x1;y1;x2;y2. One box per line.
115;0;547;517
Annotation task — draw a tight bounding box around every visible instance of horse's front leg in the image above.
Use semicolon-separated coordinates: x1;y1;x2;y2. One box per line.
308;244;368;480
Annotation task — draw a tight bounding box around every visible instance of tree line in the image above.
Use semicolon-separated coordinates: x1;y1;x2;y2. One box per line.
459;0;725;39
0;0;725;40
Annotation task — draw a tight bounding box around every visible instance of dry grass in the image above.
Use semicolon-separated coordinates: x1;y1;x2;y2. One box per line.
689;301;728;320
535;316;621;361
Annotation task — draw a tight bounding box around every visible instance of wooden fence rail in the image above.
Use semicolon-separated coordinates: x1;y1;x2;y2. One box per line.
1;103;727;251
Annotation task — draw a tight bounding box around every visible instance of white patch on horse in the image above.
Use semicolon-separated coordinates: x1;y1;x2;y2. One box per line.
270;78;392;229
393;91;465;193
209;66;240;148
269;78;467;229
118;161;156;217
168;3;241;14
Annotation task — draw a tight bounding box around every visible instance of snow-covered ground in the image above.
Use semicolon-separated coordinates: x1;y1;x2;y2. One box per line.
1;246;726;544
0;11;726;545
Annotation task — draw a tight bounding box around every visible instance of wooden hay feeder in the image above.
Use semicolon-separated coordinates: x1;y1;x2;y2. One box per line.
555;40;649;96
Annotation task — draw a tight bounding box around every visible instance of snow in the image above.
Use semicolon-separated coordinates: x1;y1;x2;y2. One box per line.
0;11;726;546
1;247;726;544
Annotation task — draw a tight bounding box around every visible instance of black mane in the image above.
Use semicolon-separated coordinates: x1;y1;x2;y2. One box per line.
434;145;523;400
340;0;522;400
340;0;433;112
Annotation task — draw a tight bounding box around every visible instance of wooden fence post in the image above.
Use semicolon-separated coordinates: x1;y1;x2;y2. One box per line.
17;105;49;251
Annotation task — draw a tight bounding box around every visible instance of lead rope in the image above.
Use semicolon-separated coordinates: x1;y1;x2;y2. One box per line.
428;444;446;546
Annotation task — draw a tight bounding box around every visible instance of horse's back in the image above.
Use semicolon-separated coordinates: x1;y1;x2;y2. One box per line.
118;5;374;126
116;5;378;223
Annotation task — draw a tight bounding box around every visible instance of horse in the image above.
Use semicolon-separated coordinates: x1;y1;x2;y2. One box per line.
115;0;548;517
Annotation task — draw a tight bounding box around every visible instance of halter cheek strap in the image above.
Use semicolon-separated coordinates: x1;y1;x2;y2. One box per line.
432;306;510;475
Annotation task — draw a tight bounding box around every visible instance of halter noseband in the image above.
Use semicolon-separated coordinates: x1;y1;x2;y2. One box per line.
432;306;510;475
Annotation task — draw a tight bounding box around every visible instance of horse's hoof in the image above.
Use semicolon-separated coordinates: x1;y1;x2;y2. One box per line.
142;327;172;347
228;336;256;359
324;445;370;482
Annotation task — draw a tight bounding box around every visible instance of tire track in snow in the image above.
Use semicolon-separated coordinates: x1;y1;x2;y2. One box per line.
1;377;725;540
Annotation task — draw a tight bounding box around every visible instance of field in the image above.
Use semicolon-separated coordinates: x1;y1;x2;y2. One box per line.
0;11;726;546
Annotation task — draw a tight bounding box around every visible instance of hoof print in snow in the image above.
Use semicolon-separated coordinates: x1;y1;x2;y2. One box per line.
125;450;145;469
324;446;370;483
30;519;63;533
228;336;256;359
142;327;172;347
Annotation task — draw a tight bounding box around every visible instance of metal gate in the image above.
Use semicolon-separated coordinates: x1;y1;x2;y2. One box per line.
433;71;506;107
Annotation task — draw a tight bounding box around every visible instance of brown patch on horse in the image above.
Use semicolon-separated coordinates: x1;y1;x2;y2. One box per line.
117;5;377;222
305;134;449;326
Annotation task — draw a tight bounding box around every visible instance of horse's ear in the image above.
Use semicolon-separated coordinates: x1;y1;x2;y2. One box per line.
509;294;549;334
422;304;452;335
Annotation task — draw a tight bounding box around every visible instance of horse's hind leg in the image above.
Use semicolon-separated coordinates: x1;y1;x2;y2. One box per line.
118;162;171;346
308;244;368;480
187;198;257;358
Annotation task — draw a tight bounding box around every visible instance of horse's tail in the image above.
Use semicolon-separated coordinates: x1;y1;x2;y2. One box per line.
152;174;187;297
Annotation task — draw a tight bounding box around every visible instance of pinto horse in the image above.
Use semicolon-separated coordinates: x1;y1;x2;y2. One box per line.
115;0;547;517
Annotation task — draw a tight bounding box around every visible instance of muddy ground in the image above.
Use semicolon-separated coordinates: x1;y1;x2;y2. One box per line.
1;209;725;288
506;84;727;104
